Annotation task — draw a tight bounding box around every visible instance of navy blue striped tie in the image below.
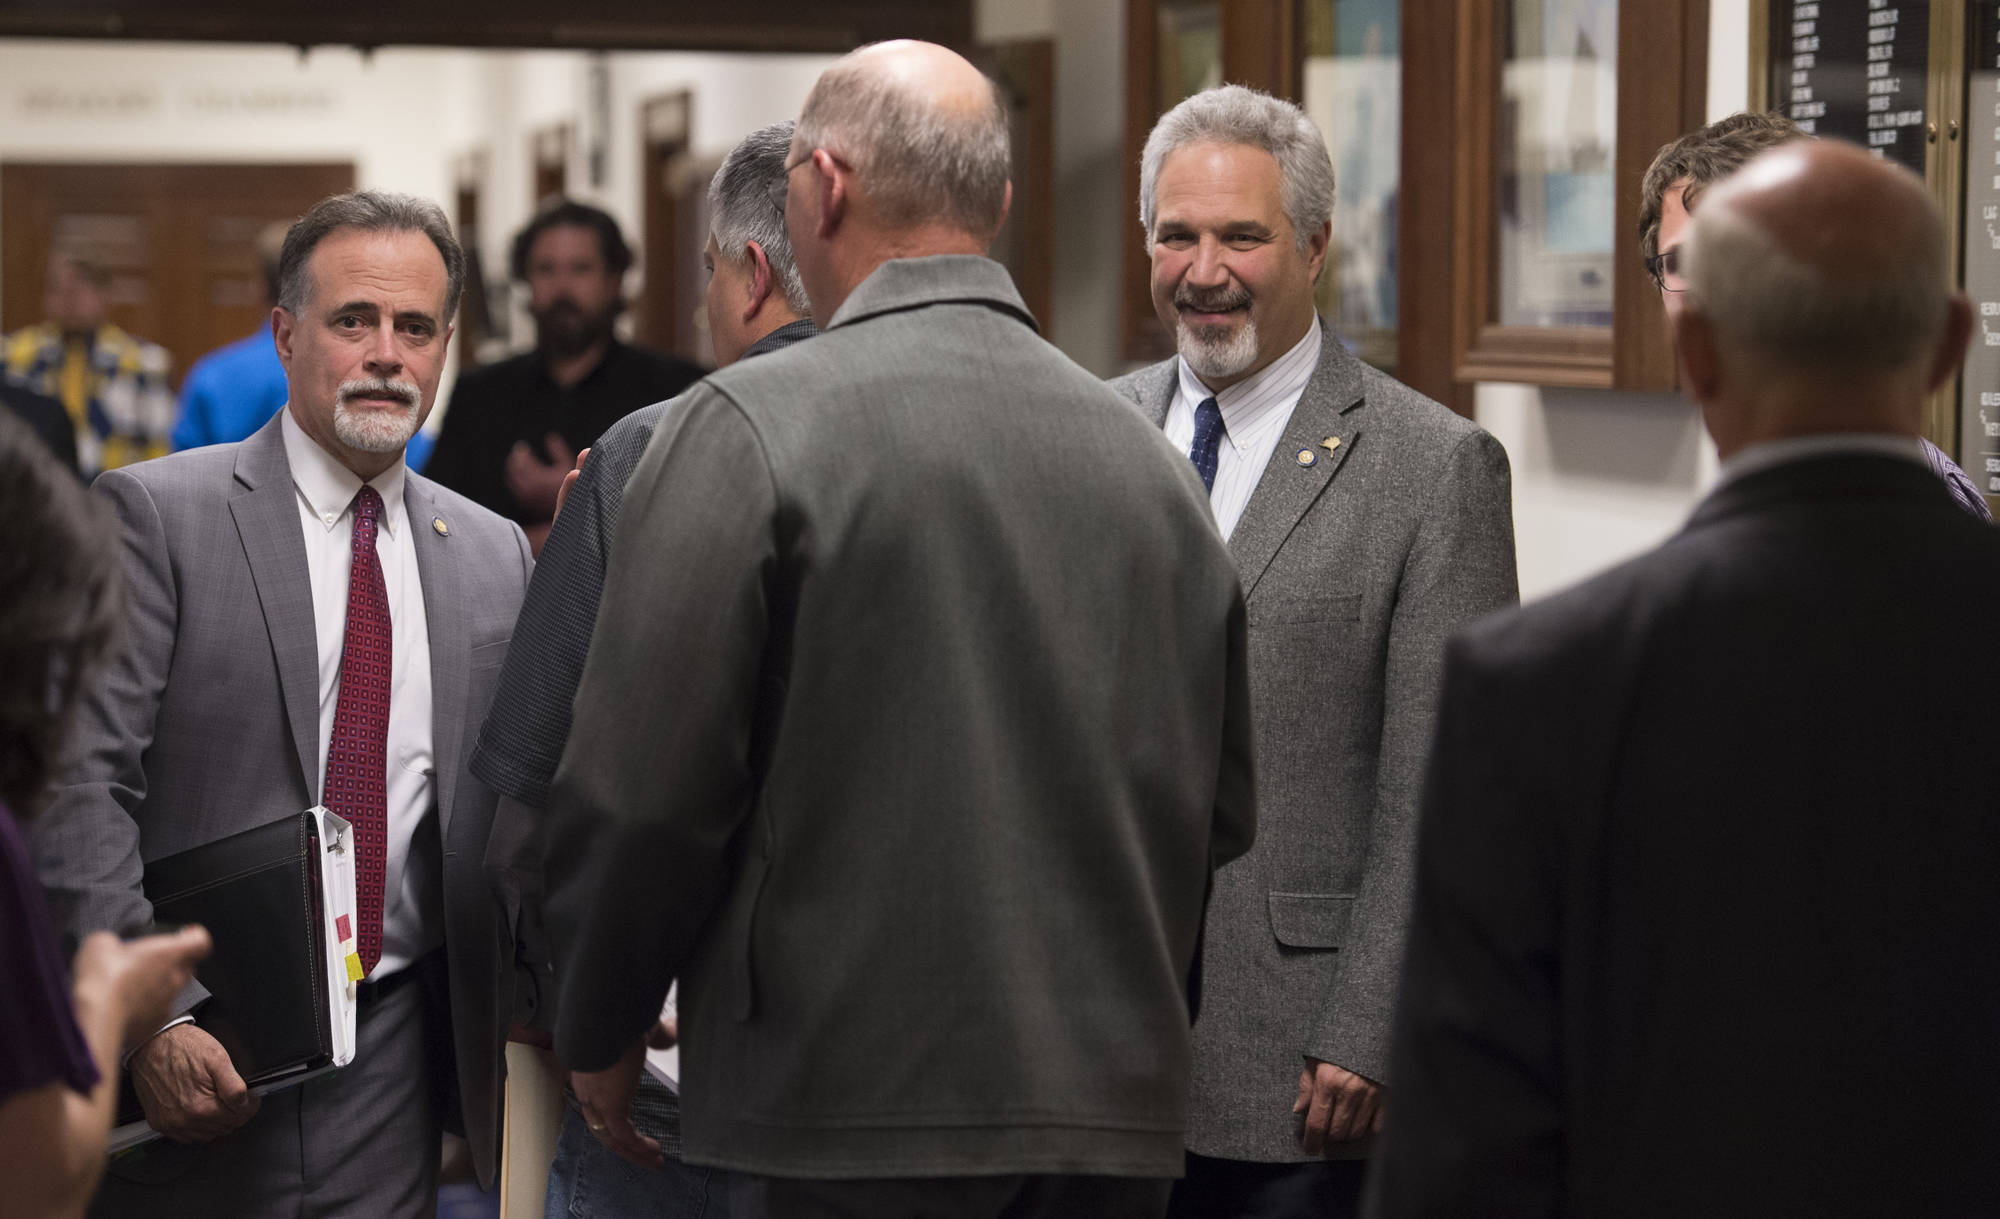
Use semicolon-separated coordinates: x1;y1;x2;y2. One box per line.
1189;397;1224;493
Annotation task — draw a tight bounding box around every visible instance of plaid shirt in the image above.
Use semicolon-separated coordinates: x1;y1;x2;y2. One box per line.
3;321;174;478
1920;437;1993;523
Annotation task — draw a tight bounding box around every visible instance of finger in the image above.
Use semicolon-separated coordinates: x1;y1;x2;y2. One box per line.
1302;1073;1336;1155
1371;1099;1387;1135
574;446;590;472
602;1113;663;1170
1326;1075;1366;1143
1292;1067;1313;1115
646;1018;677;1050
211;1060;258;1116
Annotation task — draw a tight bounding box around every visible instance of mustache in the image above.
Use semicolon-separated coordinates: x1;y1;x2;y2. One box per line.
336;377;420;408
1174;286;1252;314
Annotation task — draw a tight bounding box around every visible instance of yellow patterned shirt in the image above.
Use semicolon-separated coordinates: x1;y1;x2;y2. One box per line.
3;322;174;477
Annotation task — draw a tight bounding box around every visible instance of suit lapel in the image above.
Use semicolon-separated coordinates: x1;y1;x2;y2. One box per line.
228;419;322;797
1132;361;1177;429
408;478;464;839
1223;328;1364;597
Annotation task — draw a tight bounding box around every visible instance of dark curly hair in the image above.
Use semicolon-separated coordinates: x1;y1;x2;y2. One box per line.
1638;111;1804;267
0;412;123;818
509;199;634;283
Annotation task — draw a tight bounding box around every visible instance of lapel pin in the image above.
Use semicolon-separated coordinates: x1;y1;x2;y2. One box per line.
1295;448;1317;467
432;516;449;537
1322;437;1341;454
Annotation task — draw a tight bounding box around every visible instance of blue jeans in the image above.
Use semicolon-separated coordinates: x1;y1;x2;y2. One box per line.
545;1102;728;1218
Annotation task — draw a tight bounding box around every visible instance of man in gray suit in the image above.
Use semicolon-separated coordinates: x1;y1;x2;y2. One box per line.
544;40;1255;1219
33;190;532;1217
1110;86;1518;1218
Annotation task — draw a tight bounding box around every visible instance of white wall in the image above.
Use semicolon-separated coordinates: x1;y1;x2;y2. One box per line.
1482;0;1751;600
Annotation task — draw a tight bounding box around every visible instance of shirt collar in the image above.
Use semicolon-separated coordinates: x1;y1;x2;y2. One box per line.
1176;322;1322;451
280;408;408;537
1717;432;1926;491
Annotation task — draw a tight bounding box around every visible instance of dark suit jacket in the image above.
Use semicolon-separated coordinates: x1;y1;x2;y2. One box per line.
32;416;532;1187
1111;328;1518;1160
1368;452;2000;1217
545;255;1256;1179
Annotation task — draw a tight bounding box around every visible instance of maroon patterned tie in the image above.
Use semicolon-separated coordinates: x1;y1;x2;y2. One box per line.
325;486;391;975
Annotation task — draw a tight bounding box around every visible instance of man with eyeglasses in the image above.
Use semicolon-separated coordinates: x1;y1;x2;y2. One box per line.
1639;111;1988;519
471;120;816;1219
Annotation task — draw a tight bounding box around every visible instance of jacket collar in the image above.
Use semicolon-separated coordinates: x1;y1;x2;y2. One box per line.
825;255;1037;334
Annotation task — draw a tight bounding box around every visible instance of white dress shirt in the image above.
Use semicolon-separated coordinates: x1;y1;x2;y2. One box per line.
1163;323;1323;541
281;410;440;979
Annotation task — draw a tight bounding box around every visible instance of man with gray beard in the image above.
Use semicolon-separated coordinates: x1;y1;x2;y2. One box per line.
32;190;533;1218
1109;85;1518;1218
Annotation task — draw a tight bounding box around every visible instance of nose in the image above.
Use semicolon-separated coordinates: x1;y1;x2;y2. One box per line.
364;323;402;374
1187;236;1230;288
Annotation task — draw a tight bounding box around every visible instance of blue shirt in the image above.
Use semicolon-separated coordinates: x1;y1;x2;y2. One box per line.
172;323;289;451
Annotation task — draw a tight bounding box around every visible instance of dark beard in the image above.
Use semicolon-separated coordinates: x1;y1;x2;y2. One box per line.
534;300;617;360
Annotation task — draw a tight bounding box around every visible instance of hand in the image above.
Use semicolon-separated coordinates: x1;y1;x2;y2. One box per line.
553;446;590;522
504;433;579;519
70;926;211;1049
128;1021;260;1142
1293;1059;1384;1154
570;1019;675;1170
507;1021;554;1050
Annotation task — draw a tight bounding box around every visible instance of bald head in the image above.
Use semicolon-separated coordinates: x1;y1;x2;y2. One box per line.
793;39;1011;239
1681;140;1951;378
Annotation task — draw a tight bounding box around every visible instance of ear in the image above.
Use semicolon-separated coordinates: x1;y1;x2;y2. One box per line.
812;148;847;239
743;241;776;321
1925;295;1974;395
272;306;296;369
1305;220;1331;284
990;180;1014;248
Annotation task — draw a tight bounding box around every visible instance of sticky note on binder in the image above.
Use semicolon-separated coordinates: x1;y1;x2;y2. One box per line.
345;952;364;983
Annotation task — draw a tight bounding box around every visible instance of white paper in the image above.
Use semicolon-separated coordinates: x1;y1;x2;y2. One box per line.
642;984;679;1095
309;805;359;1068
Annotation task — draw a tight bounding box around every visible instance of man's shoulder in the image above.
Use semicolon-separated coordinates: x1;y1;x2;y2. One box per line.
98;440;245;494
592;397;675;459
450;351;540;396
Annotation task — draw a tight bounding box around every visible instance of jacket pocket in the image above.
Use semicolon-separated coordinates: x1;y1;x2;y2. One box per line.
1268;892;1356;948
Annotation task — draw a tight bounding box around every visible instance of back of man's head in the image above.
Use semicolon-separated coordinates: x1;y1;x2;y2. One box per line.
709;120;810;315
1639;111;1803;266
1682;140;1952;387
794;40;1011;240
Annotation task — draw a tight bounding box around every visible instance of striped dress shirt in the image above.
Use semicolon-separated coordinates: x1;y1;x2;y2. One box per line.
1163;323;1323;541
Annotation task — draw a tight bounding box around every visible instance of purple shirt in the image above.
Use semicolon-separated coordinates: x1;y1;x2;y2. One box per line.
0;803;99;1101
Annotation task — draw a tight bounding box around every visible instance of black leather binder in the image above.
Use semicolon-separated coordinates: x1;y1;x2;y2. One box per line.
115;811;334;1126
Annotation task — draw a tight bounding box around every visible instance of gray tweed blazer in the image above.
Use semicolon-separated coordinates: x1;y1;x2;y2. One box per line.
1110;325;1518;1161
545;255;1256;1180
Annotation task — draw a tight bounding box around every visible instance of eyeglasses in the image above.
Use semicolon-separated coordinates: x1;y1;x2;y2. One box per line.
766;148;851;226
1646;246;1687;294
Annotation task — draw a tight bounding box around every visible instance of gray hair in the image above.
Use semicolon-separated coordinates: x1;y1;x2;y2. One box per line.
1139;85;1336;255
794;47;1011;238
1682;198;1948;375
708;120;810;315
278;190;466;321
